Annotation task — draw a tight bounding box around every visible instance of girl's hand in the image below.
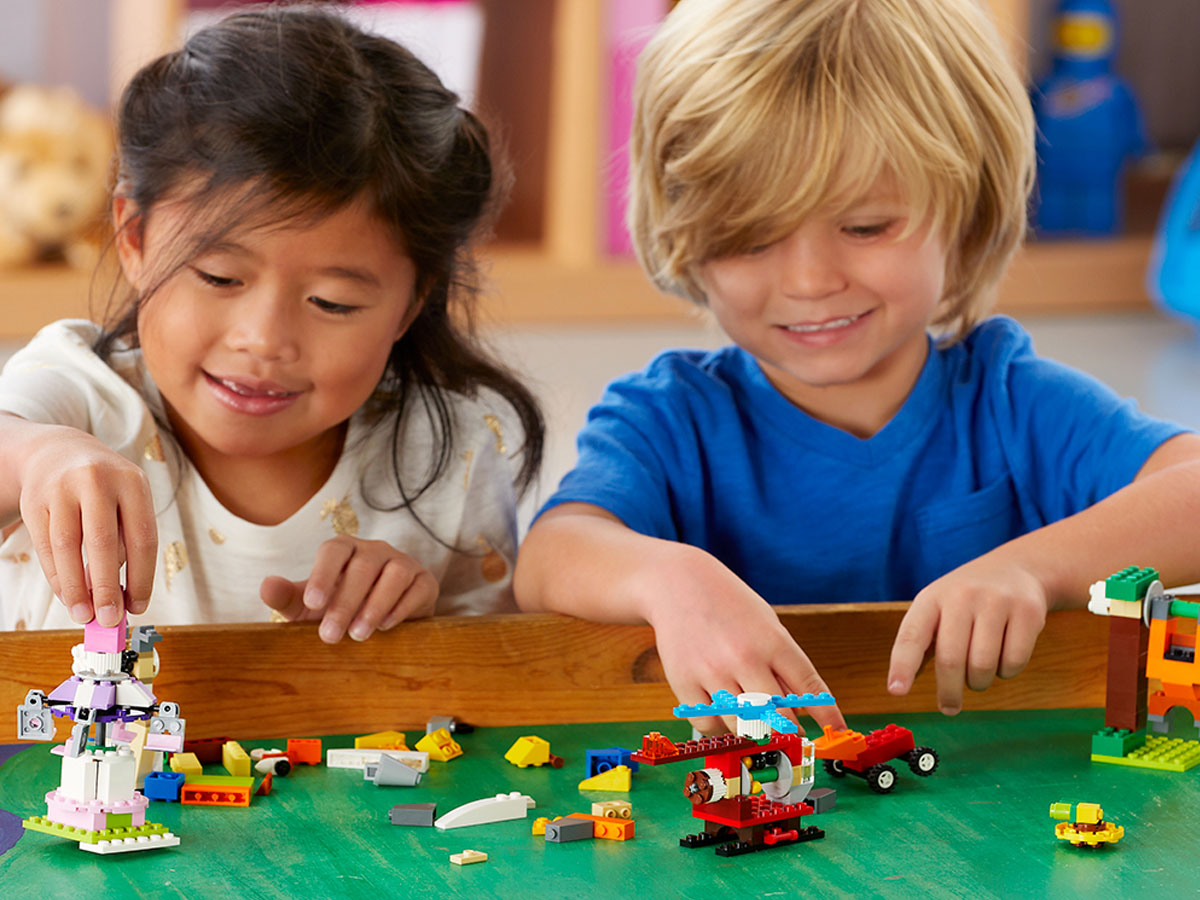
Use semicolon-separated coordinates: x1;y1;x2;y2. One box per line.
260;535;438;642
647;549;846;735
887;556;1049;715
16;425;157;626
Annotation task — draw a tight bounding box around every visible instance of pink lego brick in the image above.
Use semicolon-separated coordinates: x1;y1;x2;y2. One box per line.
84;612;127;653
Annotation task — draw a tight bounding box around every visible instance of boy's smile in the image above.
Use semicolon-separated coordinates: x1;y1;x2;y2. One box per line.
698;191;948;438
118;195;418;523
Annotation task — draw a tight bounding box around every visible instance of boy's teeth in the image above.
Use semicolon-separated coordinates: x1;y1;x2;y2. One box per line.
786;313;861;333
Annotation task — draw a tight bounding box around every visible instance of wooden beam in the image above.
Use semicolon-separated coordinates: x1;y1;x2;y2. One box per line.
0;605;1107;742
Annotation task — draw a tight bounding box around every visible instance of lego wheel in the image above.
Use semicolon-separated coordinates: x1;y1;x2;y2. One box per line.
823;759;846;778
866;764;897;794
907;747;939;776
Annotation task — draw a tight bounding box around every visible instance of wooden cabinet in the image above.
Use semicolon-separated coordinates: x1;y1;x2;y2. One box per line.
0;0;1169;339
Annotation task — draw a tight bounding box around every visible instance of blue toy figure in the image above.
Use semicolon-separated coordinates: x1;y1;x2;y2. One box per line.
1032;0;1147;236
1149;139;1200;324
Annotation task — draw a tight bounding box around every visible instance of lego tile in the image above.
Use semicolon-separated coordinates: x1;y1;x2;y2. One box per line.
449;849;488;865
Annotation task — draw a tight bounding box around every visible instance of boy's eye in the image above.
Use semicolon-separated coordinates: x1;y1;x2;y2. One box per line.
191;267;239;288
308;296;358;315
843;221;893;238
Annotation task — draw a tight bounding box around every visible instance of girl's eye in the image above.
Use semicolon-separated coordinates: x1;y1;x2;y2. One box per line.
192;267;239;288
308;296;358;315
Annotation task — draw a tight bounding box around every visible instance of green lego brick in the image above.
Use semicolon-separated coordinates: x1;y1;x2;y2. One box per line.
1091;726;1147;757
106;813;133;829
22;816;173;845
183;774;255;787
1105;565;1159;602
1091;735;1200;772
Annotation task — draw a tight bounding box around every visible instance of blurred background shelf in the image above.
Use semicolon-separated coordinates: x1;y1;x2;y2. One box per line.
0;0;1195;340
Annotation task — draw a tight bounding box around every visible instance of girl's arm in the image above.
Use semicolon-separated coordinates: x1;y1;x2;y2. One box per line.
515;502;846;733
0;412;157;625
888;432;1200;714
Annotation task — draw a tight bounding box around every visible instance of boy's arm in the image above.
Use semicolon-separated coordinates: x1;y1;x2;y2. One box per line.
515;502;846;732
888;432;1200;714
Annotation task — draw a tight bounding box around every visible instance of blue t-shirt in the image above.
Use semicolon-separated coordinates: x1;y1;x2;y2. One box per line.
540;316;1186;604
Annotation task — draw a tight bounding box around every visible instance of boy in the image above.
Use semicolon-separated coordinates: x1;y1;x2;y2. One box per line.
513;0;1200;732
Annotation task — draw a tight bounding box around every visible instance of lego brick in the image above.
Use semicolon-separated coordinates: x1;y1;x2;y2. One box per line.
355;730;408;750
806;787;837;815
326;747;430;773
169;752;202;778
183;737;229;765
180;775;255;807
223;741;251;777
434;792;535;829
390;803;437;827
577;765;632;791
505;735;563;768
1105;565;1158;602
287;738;322;765
142;771;185;802
254;756;292;777
449;849;488;865
416;728;462;762
1090;727;1147;757
544;817;594;843
591;800;632;819
585;747;639;777
365;753;422;787
566;812;635;840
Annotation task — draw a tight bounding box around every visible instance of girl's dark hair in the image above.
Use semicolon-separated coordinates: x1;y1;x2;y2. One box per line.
97;3;543;518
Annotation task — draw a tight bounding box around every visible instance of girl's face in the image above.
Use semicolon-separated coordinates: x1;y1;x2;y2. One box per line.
119;195;418;475
697;183;949;436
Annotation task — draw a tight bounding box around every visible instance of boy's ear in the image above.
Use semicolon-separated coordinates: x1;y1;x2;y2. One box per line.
112;195;145;287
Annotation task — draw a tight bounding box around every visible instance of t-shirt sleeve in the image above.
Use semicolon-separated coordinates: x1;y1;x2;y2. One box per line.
537;362;691;541
0;319;146;458
986;318;1189;520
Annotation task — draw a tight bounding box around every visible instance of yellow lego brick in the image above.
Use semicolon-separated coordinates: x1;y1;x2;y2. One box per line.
505;735;550;767
578;765;631;791
355;730;408;750
591;800;632;819
1108;598;1143;619
223;741;251;777
415;728;462;762
449;849;487;866
169;752;202;777
532;816;551;835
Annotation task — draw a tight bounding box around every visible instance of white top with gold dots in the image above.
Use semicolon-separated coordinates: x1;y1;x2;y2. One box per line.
0;320;522;631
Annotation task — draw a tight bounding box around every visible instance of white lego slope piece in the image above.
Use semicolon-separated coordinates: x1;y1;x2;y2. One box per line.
326;747;430;773
434;792;535;830
115;679;156;708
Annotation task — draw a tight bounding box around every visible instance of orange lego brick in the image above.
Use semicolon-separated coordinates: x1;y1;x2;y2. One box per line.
287;738;322;765
567;813;635;840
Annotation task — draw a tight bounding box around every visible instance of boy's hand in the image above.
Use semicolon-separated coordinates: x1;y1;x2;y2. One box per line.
260;535;438;642
887;556;1049;714
16;425;157;626
648;549;846;735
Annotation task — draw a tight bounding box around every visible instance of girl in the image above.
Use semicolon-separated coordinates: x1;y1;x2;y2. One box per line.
0;6;543;642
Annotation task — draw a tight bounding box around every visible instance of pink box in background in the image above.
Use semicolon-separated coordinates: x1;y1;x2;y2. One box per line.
605;0;669;257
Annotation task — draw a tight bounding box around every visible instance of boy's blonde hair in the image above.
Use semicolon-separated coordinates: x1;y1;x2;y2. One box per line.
629;0;1035;338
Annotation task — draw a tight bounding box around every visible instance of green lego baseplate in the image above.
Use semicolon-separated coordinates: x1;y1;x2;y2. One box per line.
1105;565;1160;602
1091;734;1200;773
21;816;174;845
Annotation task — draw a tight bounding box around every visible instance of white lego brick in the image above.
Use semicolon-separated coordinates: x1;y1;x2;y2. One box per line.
73;679;98;709
60;750;100;802
97;749;137;803
326;747;429;773
434;792;535;830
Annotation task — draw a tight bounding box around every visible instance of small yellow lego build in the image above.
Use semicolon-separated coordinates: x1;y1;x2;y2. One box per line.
1049;802;1124;848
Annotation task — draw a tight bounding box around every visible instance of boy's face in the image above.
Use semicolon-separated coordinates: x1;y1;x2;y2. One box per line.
697;186;948;434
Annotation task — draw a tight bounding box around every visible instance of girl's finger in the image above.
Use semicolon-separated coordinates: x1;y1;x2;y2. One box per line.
374;565;438;633
48;498;90;624
81;493;123;626
119;486;158;614
304;537;357;615
318;545;382;643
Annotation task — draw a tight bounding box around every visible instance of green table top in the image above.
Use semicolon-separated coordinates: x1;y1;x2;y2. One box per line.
0;709;1194;899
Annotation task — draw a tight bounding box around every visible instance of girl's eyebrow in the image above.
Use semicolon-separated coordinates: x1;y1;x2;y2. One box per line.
199;241;383;289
